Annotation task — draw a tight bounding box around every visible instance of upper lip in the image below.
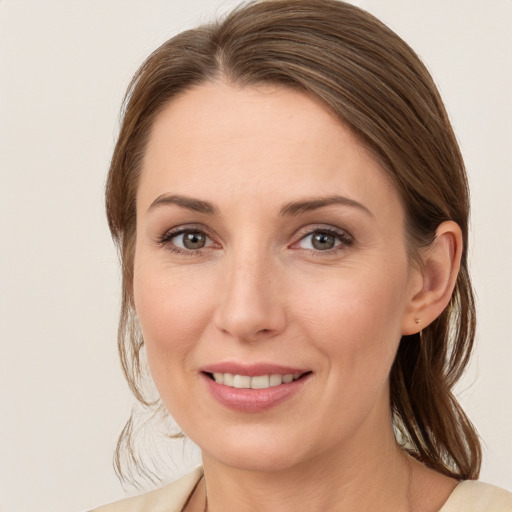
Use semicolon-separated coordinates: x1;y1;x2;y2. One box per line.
201;362;310;377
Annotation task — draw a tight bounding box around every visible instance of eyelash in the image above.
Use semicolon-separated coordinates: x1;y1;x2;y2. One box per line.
158;225;216;256
291;226;354;256
157;225;354;256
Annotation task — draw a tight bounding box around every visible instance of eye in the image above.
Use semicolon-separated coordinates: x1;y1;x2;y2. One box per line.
174;230;209;250
159;227;217;254
295;228;352;252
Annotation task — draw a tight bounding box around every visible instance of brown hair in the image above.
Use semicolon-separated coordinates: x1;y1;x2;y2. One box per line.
106;0;481;484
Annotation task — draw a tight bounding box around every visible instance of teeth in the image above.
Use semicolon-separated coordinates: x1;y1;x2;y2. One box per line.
213;372;224;384
269;374;282;386
251;375;270;389
233;375;251;389
211;372;303;389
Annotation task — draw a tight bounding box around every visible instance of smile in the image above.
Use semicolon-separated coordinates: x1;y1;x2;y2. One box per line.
201;366;312;412
208;372;305;389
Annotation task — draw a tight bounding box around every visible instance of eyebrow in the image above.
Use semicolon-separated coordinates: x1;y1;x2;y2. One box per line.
147;193;372;218
279;195;373;217
147;194;218;215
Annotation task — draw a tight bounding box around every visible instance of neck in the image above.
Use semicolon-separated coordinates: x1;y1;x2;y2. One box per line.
201;421;410;512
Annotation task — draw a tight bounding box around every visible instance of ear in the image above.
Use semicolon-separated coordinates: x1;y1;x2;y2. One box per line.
402;221;463;335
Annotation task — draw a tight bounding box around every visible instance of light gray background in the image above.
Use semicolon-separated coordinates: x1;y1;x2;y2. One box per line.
1;1;511;511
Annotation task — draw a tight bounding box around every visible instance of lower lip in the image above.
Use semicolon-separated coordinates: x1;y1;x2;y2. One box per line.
202;373;310;413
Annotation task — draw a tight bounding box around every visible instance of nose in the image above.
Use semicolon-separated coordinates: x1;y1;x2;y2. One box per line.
213;250;287;342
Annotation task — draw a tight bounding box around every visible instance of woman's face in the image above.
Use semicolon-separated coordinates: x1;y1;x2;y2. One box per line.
133;82;421;472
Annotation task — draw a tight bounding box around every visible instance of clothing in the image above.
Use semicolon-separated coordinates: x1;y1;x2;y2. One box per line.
439;480;512;512
90;467;203;512
91;467;512;512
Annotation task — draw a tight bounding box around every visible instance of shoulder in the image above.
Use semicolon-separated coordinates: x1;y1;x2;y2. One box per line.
440;480;512;512
89;467;203;512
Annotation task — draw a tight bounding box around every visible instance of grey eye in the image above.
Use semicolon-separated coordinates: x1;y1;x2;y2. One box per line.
311;232;336;250
176;231;208;250
299;231;341;251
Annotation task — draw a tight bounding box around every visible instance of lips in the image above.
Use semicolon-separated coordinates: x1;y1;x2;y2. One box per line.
200;362;312;412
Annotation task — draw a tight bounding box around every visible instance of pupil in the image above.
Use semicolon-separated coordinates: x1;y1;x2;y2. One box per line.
183;231;205;249
312;232;335;250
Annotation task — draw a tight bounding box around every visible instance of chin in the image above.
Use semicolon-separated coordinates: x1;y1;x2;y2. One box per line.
205;445;306;474
194;423;333;475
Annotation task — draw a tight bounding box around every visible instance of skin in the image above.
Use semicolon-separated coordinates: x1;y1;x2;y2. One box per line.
133;82;460;511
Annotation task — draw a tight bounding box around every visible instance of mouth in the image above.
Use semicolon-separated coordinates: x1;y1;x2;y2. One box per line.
200;364;313;412
203;371;311;389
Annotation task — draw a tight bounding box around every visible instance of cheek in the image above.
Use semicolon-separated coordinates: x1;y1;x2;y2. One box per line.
132;262;216;390
294;261;410;371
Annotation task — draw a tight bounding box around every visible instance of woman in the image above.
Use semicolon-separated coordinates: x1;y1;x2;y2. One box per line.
92;0;512;510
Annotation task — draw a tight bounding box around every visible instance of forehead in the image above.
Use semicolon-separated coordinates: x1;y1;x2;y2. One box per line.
138;81;402;220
